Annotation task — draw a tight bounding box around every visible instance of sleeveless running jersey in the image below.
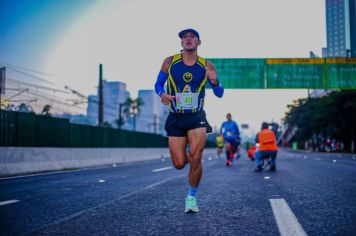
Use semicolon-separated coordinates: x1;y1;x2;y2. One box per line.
167;53;207;113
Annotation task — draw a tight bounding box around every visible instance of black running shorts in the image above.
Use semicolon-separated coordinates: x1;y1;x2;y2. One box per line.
164;110;212;137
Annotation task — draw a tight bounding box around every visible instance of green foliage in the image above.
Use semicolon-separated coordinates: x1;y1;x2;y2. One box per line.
122;97;144;119
41;104;52;116
284;90;356;152
120;97;144;131
103;121;112;128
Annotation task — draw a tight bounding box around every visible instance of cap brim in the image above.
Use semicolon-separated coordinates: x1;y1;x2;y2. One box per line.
178;29;199;39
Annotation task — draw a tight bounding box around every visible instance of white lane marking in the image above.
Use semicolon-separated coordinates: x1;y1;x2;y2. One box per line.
270;198;307;236
98;179;106;183
152;166;173;172
0;165;112;180
25;174;185;235
264;176;271;180
0;200;20;206
333;160;336;163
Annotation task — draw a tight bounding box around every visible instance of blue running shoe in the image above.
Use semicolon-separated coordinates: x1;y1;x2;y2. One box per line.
185;196;199;213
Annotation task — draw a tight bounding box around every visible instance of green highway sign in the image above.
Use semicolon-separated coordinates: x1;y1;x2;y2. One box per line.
207;58;265;89
207;58;356;89
325;58;356;89
266;58;325;88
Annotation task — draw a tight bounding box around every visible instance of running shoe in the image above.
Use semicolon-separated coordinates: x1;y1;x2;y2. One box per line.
254;165;263;172
185;196;199;213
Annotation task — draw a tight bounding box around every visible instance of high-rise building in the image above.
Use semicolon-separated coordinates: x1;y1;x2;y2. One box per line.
325;0;355;57
350;0;356;57
135;90;168;134
87;81;129;125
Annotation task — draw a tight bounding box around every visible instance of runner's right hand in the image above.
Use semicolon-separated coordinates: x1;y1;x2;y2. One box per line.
161;93;175;105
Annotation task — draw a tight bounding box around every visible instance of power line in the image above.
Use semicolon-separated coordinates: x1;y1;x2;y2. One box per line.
5;66;57;85
7;78;69;94
7;88;28;100
0;62;52;76
7;81;72;103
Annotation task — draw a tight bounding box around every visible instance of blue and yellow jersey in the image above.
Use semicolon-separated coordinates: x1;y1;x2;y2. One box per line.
167;53;208;113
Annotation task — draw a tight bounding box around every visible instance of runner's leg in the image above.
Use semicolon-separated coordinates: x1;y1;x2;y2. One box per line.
168;136;188;170
187;127;206;187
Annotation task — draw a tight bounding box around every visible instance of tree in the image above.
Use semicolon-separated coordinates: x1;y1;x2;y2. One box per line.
122;97;144;131
42;104;52;116
284;91;356;153
103;121;112;128
17;103;33;113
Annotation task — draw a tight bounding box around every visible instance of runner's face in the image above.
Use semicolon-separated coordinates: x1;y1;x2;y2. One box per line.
181;32;200;51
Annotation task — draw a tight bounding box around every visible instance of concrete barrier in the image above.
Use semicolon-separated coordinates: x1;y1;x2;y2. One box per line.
0;147;216;176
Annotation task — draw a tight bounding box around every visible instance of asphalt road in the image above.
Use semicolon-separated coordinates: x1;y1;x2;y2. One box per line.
1;148;355;236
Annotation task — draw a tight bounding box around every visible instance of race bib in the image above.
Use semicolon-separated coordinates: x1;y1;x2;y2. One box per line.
175;93;199;109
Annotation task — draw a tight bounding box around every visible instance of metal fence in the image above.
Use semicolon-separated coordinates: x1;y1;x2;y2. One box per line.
0;111;168;147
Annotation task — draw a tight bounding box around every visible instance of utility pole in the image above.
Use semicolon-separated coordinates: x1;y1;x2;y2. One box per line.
153;114;157;134
0;67;6;109
98;64;103;127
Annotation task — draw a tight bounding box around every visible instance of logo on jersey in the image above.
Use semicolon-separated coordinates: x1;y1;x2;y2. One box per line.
182;85;192;93
183;72;193;82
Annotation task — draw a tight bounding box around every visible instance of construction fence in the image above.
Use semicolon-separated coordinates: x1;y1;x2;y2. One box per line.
0;110;169;147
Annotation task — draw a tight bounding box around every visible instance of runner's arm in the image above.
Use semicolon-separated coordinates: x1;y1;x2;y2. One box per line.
156;57;175;105
154;71;168;97
206;61;224;98
235;122;240;137
154;57;172;97
220;123;224;135
255;134;259;144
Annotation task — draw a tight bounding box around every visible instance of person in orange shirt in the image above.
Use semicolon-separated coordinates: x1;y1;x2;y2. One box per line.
254;122;278;172
247;144;256;161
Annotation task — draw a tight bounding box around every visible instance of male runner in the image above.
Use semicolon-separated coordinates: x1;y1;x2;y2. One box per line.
155;28;224;213
220;113;241;166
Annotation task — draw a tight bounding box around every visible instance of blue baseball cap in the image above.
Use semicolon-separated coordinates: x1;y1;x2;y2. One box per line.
178;28;200;40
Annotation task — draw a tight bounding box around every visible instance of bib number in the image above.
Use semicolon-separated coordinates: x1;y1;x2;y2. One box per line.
176;93;198;109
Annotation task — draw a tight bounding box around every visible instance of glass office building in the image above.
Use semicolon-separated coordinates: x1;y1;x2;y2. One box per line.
325;0;355;57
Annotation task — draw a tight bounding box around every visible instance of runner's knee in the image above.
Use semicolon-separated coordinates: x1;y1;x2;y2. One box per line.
172;159;186;170
189;155;202;167
189;149;203;161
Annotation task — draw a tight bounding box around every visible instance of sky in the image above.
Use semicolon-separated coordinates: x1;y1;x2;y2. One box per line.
0;0;326;133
